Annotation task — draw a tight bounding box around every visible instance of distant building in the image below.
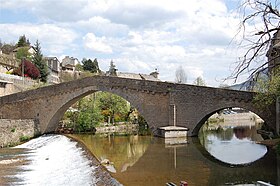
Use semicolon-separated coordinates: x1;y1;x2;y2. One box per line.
117;71;160;81
266;30;280;76
12;46;36;57
44;57;60;84
61;56;79;72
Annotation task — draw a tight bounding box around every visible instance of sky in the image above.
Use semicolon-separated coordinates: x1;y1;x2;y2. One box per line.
0;0;259;87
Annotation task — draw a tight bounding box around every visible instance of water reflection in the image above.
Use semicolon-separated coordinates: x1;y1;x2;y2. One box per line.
199;118;267;165
74;134;152;173
73;134;277;186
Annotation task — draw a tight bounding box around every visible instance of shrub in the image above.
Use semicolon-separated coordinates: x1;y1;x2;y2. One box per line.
19;135;30;142
13;59;40;79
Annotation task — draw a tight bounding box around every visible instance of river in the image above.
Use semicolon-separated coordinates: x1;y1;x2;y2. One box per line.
0;119;278;185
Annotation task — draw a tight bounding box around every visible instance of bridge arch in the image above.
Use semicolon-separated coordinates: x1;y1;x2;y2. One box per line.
47;87;150;133
192;104;267;136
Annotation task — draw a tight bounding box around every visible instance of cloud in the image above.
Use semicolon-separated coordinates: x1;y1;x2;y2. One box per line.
83;33;113;53
0;0;252;86
0;23;78;54
77;16;129;37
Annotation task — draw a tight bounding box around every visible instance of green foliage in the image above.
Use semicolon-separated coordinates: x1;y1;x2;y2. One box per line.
82;58;100;73
96;92;130;123
15;47;32;60
19;135;30;142
277;143;280;155
10;128;16;132
17;35;30;47
108;60;117;76
63;92;131;132
253;75;280;109
32;40;49;82
75;63;83;71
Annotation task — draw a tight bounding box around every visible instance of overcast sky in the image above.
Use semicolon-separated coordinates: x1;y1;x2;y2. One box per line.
0;0;257;86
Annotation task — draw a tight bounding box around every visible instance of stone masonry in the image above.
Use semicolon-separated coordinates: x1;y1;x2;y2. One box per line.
0;119;38;147
0;75;276;136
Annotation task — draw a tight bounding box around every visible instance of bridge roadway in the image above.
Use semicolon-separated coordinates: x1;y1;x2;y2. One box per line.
0;75;276;136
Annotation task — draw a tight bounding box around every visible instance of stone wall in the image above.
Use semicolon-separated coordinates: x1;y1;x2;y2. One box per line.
0;119;39;147
95;124;138;134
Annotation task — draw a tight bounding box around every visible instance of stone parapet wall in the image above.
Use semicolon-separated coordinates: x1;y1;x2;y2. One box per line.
0;73;37;87
0;119;38;147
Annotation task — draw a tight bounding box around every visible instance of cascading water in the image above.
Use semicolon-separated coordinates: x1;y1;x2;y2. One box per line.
13;134;96;186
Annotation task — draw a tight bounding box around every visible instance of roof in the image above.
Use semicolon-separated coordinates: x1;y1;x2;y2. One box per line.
45;57;59;61
13;46;35;53
117;72;160;81
61;56;79;67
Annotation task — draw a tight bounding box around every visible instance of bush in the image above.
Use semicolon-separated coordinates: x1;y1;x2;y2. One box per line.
19;135;30;142
13;59;40;79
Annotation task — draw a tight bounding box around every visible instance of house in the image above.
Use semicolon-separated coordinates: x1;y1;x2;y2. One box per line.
12;46;36;58
61;56;79;72
44;57;60;84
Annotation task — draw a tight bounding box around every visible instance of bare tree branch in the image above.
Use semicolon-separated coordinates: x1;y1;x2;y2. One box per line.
230;0;280;82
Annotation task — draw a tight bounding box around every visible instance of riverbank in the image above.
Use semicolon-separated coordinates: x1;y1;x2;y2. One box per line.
65;134;122;186
256;138;280;147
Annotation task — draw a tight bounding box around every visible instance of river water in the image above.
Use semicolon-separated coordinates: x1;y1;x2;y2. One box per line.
0;120;278;185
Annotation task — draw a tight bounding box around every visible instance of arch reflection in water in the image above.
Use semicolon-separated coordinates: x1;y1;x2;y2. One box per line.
199;113;267;165
73;134;152;173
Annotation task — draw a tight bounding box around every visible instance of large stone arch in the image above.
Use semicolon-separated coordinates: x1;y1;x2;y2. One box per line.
45;84;168;133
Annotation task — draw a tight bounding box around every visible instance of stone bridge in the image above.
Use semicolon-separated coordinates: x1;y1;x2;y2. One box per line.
0;76;276;136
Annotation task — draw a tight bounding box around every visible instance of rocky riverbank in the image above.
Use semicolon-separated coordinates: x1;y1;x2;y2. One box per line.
65;134;122;186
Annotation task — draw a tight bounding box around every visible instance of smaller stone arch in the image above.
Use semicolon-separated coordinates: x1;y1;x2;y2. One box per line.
192;105;269;136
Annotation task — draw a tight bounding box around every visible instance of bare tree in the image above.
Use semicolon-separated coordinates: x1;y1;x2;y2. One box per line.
231;0;280;82
193;76;206;86
175;66;187;83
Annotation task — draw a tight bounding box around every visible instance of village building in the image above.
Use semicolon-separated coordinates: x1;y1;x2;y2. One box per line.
12;46;36;58
61;56;79;72
44;57;60;84
266;30;280;76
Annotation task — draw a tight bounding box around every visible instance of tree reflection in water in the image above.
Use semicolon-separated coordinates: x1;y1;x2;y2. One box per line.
199;117;267;165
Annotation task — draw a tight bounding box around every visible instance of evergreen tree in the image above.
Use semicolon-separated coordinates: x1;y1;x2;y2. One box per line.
93;58;101;73
32;40;48;82
17;35;30;47
108;60;117;76
82;58;100;73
